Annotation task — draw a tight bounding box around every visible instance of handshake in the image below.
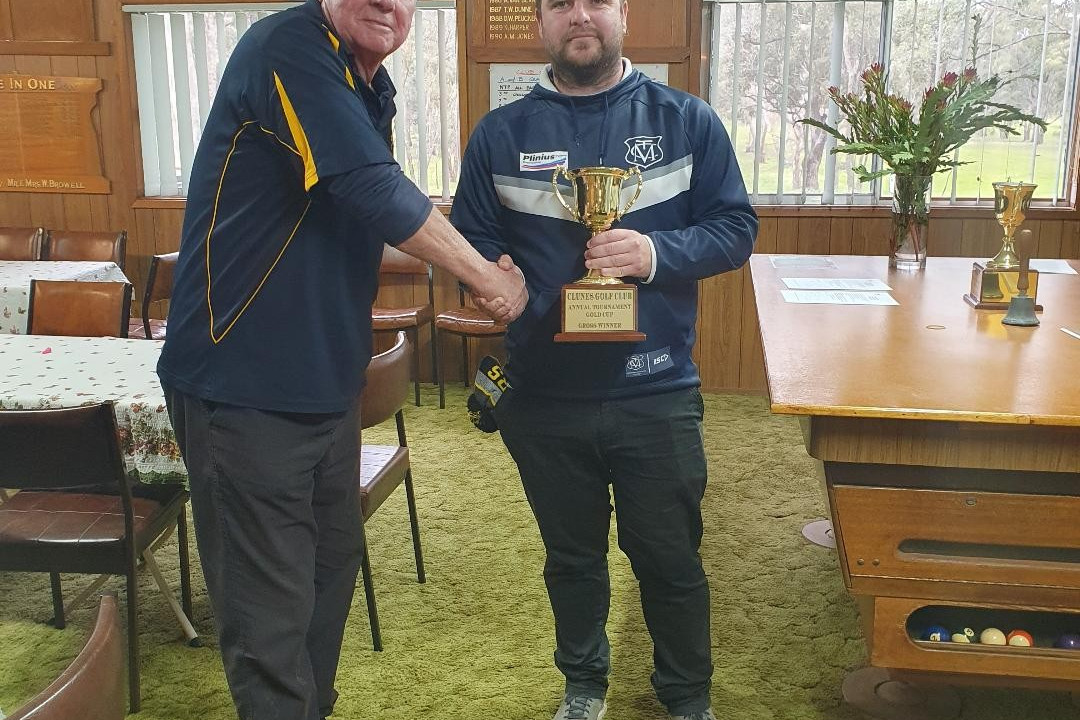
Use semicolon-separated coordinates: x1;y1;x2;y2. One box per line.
470;255;527;325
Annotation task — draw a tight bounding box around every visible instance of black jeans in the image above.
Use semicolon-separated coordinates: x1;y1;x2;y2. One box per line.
495;386;712;716
163;385;364;720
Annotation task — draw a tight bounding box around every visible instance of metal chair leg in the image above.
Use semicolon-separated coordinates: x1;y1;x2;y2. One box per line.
403;469;426;584
49;573;66;629
126;567;141;712
460;335;469;387
428;320;438;388
357;519;382;651
437;328;446;409
408;327;421;407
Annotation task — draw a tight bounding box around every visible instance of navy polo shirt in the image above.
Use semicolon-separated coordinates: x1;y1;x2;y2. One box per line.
158;0;432;413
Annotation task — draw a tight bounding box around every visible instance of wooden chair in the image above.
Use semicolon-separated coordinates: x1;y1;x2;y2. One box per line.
27;280;132;338
371;244;437;406
0;226;44;260
356;331;426;651
0;402;194;712
129;251;178;340
44;229;127;271
433;285;506;409
7;594;126;720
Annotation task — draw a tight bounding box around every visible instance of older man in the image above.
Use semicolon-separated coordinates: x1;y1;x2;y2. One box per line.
158;1;526;719
452;1;757;719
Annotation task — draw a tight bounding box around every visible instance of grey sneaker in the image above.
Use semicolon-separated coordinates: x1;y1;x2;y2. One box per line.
553;694;607;720
670;709;717;720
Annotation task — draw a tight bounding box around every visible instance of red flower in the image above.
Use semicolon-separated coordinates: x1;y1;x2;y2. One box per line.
963;67;977;82
861;63;884;82
941;71;959;88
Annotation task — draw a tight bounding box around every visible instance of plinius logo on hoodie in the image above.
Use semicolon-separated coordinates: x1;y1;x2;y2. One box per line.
520;151;568;172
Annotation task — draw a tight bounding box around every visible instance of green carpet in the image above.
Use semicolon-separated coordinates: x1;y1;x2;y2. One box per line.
0;389;1076;719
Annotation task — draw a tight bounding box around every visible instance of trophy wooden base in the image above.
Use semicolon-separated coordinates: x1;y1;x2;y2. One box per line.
555;282;646;343
962;261;1041;310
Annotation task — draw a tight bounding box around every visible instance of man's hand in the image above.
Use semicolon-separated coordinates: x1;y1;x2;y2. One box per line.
585;229;653;279
472;254;528;324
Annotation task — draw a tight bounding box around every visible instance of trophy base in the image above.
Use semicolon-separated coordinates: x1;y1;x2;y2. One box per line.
556;282;646;343
963;261;1041;311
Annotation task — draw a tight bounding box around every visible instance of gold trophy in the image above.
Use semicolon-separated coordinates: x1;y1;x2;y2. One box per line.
552;166;646;342
964;181;1040;310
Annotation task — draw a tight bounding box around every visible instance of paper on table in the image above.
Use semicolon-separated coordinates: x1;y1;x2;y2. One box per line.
781;290;899;306
770;256;838;269
1029;259;1078;275
782;277;891;291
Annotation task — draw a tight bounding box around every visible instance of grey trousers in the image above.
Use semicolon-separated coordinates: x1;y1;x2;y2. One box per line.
163;385;365;720
495;386;712;716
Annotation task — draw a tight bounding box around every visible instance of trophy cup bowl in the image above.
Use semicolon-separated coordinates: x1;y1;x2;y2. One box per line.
553;166;643;285
988;181;1037;269
550;165;646;343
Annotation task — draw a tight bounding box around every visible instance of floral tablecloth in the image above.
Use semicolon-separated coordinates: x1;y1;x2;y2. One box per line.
0;260;130;335
0;334;184;480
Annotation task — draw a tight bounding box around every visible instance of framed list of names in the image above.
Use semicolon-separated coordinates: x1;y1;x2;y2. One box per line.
0;74;110;194
487;2;537;44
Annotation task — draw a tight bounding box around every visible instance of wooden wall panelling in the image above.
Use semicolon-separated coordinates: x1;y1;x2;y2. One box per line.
9;0;94;42
1063;221;1080;258
0;0;12;40
80;53;111;229
796;216;831;255
850;216;889;255
929;217;962;256
696;263;744;390
827;216;854;255
1035;219;1062;258
132;208;156;312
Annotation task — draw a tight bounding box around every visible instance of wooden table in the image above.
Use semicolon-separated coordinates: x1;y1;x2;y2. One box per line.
750;255;1080;717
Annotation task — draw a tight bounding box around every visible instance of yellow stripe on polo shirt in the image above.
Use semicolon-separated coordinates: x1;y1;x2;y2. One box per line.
273;71;319;191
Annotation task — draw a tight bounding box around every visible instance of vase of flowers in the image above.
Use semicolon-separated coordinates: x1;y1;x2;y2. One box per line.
801;62;1046;270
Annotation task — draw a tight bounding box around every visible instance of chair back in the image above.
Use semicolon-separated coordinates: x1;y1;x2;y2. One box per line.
44;230;127;270
28;280;133;338
0;403;129;493
7;594;126;720
379;244;428;276
359;331;411;430
0;227;44;260
141;251;179;336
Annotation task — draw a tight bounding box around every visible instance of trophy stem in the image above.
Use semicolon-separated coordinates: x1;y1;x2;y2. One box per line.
986;234;1019;269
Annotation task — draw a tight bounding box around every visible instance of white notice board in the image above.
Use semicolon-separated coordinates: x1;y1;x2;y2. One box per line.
488;63;669;110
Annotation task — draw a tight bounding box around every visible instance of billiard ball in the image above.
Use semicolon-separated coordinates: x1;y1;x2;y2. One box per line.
1053;634;1080;650
961;627;977;642
1007;630;1034;647
980;628;1007;645
951;632;972;643
921;625;951;642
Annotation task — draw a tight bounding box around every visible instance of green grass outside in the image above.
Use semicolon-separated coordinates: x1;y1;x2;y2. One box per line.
733;124;1066;201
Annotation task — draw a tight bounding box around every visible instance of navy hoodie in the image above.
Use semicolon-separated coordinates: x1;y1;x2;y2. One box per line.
451;62;758;399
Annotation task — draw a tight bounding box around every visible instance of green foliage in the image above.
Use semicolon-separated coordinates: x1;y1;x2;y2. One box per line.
799;63;1047;183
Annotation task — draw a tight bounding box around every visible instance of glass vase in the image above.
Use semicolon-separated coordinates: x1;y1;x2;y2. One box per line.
890;174;932;271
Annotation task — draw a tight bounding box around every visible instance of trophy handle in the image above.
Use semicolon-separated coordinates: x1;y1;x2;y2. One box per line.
552;167;580;222
618;166;644;220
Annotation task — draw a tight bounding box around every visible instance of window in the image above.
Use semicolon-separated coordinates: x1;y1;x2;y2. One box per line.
125;2;459;199
704;0;1080;205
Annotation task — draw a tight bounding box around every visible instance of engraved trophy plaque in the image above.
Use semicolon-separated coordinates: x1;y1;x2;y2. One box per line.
552;166;645;342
